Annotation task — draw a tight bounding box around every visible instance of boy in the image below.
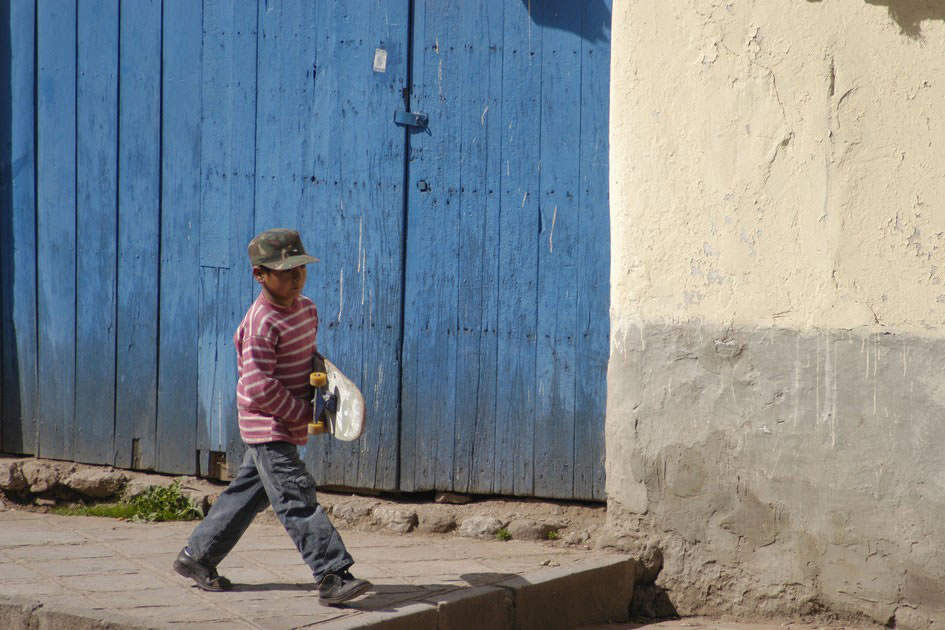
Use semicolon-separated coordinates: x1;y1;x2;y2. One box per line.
173;228;371;606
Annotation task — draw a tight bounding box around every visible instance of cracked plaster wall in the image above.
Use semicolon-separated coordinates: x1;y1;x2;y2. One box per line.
607;0;945;626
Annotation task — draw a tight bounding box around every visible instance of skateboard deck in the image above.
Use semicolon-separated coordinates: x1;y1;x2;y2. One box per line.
308;355;366;441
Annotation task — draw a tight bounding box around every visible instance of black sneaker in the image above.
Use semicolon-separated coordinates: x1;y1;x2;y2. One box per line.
173;548;232;592
317;570;371;605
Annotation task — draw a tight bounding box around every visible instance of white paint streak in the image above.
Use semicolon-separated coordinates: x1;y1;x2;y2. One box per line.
481;105;489;126
338;269;344;322
521;191;528;207
357;217;363;273
361;248;367;305
549;206;557;253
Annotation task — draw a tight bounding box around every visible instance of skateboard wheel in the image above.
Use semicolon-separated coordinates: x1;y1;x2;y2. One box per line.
308;421;328;435
310;372;327;387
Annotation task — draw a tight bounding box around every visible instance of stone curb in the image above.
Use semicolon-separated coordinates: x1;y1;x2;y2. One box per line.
0;557;636;630
0;594;157;630
324;555;636;630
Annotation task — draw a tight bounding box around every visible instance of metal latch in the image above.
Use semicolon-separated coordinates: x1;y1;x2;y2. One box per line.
394;111;428;129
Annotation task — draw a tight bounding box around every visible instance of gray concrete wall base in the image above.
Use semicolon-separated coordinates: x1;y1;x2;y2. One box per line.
605;321;945;628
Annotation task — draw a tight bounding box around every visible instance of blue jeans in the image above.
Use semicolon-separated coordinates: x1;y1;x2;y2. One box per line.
186;441;353;581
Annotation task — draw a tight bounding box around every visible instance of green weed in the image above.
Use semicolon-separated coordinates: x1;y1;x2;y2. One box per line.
52;480;203;522
496;527;512;541
545;530;559;540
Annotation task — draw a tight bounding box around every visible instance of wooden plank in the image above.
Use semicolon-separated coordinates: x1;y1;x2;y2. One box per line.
533;1;583;499
450;1;503;494
156;0;202;474
0;0;38;455
74;0;118;465
253;0;315;232
400;0;462;491
493;0;542;496
303;0;407;491
36;0;77;461
572;0;611;501
115;0;161;469
198;0;258;476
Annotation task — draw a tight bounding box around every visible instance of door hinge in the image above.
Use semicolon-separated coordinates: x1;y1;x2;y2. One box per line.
394;111;428;129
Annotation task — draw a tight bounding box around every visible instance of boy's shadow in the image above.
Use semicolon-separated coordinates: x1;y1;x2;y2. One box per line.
231;572;520;611
230;582;318;593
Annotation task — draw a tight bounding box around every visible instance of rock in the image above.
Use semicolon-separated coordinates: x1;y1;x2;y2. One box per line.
0;460;26;492
458;515;504;539
21;461;59;494
373;507;418;533
180;488;216;515
435;491;473;505
123;474;178;499
34;497;56;507
334;501;375;524
636;543;664;585
563;530;590;546
507;519;558;541
63;469;127;498
0;499;7;511
418;512;457;534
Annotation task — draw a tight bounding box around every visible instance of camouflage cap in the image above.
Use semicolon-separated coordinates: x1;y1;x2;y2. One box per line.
248;228;319;270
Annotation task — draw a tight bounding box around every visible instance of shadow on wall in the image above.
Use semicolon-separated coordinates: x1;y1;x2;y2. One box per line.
521;0;611;44
0;0;13;453
811;0;945;39
866;0;945;38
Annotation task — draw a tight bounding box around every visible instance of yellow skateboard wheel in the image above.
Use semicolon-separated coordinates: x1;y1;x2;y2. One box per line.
308;421;328;435
310;372;327;387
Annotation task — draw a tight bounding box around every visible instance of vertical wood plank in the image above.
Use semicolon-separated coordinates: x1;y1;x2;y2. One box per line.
304;0;407;491
401;0;461;491
75;0;118;465
573;0;611;501
450;1;503;494
157;0;202;474
533;1;582;499
493;0;542;496
254;0;316;232
0;0;38;455
115;0;161;469
36;0;77;461
198;0;258;475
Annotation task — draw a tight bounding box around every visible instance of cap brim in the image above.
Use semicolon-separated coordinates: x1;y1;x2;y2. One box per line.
265;254;319;270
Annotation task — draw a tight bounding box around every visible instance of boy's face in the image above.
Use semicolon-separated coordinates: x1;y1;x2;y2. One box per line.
254;264;307;307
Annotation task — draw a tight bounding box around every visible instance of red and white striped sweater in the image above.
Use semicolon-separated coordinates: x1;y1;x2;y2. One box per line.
234;293;317;445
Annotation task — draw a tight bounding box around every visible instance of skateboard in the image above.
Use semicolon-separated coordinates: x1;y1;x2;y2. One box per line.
308;353;366;441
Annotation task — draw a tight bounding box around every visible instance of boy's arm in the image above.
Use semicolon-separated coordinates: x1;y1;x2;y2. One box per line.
238;335;313;424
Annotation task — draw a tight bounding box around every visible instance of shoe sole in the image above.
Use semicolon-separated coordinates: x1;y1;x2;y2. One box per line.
318;580;372;606
173;560;229;592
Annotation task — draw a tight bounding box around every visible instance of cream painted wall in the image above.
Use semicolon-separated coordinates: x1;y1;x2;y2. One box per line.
606;2;945;624
610;0;945;334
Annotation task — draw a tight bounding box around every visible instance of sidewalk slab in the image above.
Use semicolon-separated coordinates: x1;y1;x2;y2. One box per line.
0;509;635;629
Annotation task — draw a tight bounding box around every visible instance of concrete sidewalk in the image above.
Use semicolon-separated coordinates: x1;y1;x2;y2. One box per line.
0;508;635;629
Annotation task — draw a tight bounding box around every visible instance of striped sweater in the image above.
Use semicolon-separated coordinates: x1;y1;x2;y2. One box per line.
234;293;317;445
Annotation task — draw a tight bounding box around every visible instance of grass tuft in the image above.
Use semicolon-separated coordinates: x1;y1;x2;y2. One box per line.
496;527;512;541
52;480;203;522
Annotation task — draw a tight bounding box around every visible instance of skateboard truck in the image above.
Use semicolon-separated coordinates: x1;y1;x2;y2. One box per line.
306;352;367;441
309;353;337;435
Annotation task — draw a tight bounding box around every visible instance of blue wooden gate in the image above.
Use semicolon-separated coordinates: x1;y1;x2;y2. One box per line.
0;0;609;501
400;1;611;500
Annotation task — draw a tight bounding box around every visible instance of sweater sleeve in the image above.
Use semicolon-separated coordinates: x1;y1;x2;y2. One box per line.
238;334;313;424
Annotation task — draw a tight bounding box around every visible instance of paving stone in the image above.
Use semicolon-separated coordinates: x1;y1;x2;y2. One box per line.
31;556;141;577
0;510;627;630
